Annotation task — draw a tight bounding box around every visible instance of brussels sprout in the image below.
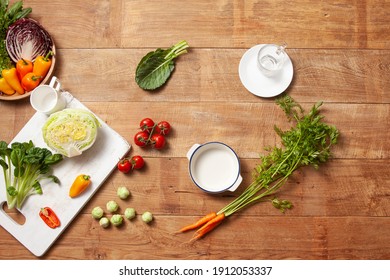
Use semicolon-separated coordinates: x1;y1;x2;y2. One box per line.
106;200;119;213
124;208;136;220
142;211;153;223
99;217;110;228
110;214;123;226
91;206;104;219
117;186;130;200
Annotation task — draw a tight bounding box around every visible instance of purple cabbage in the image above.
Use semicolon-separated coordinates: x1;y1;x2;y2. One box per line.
6;18;53;63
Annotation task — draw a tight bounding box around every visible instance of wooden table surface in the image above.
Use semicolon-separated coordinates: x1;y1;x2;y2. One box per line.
0;0;389;260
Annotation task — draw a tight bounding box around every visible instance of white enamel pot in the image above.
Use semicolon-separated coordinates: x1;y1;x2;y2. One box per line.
186;142;242;193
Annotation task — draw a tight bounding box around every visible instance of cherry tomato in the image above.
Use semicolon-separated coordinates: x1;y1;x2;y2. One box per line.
151;134;166;149
134;131;150;147
118;158;132;173
157;121;171;135
153;125;161;135
131;155;145;169
139;118;155;133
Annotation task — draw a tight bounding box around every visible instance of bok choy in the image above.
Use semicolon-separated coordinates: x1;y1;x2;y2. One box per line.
0;140;63;209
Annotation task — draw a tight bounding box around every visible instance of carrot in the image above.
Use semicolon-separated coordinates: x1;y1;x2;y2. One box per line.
196;212;225;233
178;212;217;233
190;213;225;241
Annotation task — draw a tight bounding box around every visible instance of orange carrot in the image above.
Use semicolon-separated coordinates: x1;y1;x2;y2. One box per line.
178;212;217;233
191;213;225;241
196;212;225;233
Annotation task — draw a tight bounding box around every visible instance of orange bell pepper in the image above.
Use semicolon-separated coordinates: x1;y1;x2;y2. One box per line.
33;51;53;79
21;73;42;91
2;68;25;95
69;174;91;198
39;207;61;229
16;58;33;81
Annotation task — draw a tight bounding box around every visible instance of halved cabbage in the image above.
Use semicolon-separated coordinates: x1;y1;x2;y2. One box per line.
42;108;101;157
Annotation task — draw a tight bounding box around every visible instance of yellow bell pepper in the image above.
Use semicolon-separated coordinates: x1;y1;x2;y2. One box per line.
33;51;53;79
0;77;15;95
2;68;25;94
69;174;91;198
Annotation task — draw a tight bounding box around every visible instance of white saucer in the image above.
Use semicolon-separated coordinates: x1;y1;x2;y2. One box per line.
238;44;294;98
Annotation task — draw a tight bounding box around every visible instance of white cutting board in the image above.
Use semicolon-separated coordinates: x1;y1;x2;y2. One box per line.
0;92;130;257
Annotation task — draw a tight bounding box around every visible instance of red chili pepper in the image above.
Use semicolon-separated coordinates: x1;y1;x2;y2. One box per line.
39;207;61;229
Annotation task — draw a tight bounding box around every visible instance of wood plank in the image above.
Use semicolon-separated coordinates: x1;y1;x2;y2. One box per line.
1;156;388;259
79;158;390;218
26;0;390;49
1;0;389;261
1;102;389;160
3;48;389;104
1;157;388;224
45;48;390;104
1;215;388;259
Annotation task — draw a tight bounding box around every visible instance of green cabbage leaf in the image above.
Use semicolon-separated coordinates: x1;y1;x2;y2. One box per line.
42;108;101;157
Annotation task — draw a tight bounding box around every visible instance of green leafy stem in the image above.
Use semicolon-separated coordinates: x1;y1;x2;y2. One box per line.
218;95;339;217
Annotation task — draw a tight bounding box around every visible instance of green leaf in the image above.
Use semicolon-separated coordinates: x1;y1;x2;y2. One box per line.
0;140;7;146
7;186;17;197
13;166;25;177
135;40;189;90
136;55;174;90
48;175;60;184
0;158;8;169
0;141;11;159
32;181;42;195
12;7;31;21
5;0;22;16
24;147;44;164
39;164;49;174
10;148;23;166
44;153;63;165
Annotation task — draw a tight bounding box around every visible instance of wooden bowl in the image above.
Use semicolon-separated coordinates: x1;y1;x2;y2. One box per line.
0;43;56;101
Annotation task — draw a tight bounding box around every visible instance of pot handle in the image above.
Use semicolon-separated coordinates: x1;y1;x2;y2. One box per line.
228;174;242;192
186;143;201;160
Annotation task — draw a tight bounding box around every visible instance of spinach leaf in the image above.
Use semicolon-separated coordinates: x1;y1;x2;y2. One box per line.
135;40;189;90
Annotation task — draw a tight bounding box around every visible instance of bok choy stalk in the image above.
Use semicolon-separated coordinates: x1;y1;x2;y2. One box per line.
0;140;63;209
